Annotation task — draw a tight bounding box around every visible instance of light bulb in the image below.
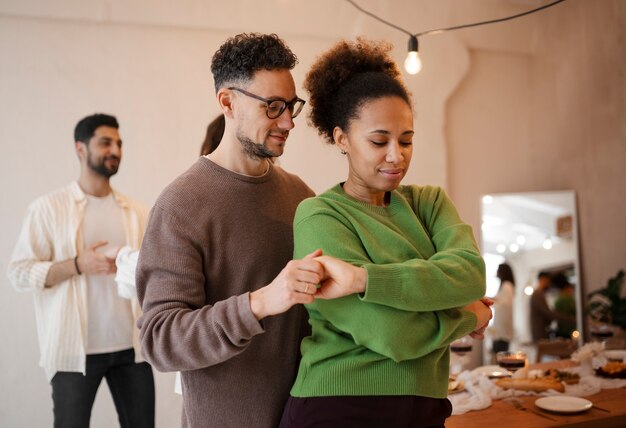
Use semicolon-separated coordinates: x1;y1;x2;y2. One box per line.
404;51;422;74
404;35;422;75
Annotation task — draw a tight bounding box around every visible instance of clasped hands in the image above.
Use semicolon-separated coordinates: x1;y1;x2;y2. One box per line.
249;250;366;320
465;297;493;339
250;248;494;336
75;240;120;276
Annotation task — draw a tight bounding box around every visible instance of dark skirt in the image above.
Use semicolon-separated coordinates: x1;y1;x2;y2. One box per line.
279;395;452;428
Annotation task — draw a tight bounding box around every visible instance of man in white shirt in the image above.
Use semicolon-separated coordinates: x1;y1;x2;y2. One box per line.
8;113;154;428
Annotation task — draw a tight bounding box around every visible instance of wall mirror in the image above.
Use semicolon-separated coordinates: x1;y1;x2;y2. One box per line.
480;191;583;358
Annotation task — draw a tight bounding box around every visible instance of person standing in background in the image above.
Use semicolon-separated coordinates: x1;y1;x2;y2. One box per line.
530;271;575;341
199;114;225;156
531;271;554;340
8;113;154;428
490;263;515;354
552;272;577;338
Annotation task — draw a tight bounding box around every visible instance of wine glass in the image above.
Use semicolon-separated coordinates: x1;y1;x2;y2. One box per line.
450;336;473;376
496;351;527;374
590;323;614;343
451;336;474;356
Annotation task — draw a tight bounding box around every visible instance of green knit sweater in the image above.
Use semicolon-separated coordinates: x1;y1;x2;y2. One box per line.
290;184;486;399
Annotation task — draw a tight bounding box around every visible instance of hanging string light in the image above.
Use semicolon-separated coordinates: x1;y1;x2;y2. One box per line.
404;35;421;74
344;0;568;75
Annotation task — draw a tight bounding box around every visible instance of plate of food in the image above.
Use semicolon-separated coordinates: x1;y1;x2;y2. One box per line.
474;365;510;379
495;377;565;393
534;396;592;413
543;368;580;385
604;350;626;363
447;378;465;395
595;361;626;378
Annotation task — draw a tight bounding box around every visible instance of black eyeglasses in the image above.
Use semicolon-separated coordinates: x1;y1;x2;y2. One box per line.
228;87;306;119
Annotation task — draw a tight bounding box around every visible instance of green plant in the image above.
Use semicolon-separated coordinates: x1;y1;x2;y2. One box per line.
587;270;626;329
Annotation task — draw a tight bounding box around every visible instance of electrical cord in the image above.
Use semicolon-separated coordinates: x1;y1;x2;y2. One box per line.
343;0;568;38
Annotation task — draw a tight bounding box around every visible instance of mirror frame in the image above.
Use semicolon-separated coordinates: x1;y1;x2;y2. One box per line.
480;190;583;347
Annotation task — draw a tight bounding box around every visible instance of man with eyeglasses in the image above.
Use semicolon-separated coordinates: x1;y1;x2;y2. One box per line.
135;33;332;428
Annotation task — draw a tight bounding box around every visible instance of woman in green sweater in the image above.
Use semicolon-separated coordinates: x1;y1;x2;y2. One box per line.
279;39;492;428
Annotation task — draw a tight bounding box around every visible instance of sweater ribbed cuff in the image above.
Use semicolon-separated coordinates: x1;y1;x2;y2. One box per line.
361;264;402;305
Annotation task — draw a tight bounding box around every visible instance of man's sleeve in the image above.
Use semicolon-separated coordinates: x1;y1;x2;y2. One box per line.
135;204;264;372
7;201;54;292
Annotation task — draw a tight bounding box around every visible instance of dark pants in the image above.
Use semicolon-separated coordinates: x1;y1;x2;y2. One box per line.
279;395;452;428
50;349;155;428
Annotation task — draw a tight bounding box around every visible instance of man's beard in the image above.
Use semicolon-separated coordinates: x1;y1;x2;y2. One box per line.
87;152;119;178
236;130;277;160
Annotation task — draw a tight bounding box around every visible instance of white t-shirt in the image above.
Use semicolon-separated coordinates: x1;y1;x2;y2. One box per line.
83;193;134;354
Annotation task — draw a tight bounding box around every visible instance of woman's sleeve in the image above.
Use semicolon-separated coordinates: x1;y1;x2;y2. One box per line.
364;186;485;311
294;189;484;313
310;296;476;362
294;203;477;360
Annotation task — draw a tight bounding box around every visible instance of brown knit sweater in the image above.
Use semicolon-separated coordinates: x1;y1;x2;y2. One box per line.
136;157;314;428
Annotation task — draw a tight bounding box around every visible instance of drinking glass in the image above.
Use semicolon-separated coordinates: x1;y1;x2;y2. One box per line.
450;336;473;376
590;323;614;342
496;350;527;374
451;336;474;356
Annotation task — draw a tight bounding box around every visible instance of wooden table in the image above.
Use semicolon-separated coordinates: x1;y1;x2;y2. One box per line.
446;361;626;428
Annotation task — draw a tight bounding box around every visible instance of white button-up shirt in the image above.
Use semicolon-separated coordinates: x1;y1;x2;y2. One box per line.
7;181;147;380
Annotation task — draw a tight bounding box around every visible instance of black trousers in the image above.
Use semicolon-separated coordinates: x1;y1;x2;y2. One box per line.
50;348;155;428
279;395;452;428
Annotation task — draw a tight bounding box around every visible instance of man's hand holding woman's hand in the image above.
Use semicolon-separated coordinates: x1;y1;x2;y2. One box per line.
249;249;325;320
249;251;369;320
311;255;366;299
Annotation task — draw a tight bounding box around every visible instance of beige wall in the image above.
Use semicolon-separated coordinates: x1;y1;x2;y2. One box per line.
448;0;626;305
1;0;624;426
530;0;626;291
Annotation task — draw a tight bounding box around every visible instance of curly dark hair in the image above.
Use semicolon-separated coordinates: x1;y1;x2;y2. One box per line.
304;38;411;144
211;33;298;92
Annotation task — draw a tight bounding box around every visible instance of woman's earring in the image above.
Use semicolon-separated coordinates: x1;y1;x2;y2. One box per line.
340;149;346;155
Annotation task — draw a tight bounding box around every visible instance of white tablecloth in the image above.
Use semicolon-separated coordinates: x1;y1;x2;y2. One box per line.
449;366;626;415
